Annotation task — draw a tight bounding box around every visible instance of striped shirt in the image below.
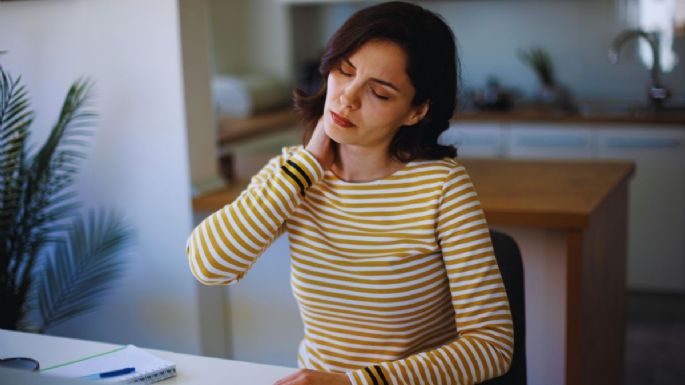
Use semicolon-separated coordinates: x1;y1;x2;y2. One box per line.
187;146;513;385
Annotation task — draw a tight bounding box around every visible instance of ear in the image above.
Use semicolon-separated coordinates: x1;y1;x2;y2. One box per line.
403;101;430;126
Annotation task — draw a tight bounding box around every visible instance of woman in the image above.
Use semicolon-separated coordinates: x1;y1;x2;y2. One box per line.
187;2;513;385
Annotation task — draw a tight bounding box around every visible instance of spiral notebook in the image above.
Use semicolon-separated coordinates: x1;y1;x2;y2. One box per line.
41;345;176;384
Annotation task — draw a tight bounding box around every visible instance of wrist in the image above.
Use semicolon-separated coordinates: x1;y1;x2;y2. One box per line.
305;146;325;167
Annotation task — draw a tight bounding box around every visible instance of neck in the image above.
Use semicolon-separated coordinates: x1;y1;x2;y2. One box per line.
332;144;405;182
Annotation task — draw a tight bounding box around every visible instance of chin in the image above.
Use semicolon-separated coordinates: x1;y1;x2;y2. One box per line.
324;116;349;144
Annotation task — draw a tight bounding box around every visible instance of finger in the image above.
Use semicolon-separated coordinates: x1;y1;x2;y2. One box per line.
273;369;302;385
313;120;328;143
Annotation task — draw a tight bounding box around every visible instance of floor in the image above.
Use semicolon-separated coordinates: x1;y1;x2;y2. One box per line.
624;291;685;385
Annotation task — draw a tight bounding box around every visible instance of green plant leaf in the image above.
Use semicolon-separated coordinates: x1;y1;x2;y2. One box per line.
32;208;132;332
518;47;556;87
0;65;34;329
12;78;97;314
1;62;131;333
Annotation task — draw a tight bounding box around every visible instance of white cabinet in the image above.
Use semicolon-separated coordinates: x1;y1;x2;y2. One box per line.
507;124;596;159
442;121;685;293
439;122;505;158
597;127;685;292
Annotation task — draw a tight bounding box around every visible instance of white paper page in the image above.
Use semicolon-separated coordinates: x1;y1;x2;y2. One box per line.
42;345;175;383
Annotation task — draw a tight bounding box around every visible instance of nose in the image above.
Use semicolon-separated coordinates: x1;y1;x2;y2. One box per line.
340;81;361;110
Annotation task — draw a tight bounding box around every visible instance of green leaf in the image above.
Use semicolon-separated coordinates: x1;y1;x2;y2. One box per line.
13;78;97;296
32;209;132;332
0;66;34;329
518;47;556;87
1;62;132;333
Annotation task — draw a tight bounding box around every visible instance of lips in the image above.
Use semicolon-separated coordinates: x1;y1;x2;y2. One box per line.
330;110;355;128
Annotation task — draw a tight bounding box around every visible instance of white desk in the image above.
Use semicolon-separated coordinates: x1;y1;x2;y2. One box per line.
0;329;296;385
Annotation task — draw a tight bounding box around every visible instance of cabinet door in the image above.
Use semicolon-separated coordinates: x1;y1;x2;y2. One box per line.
597;127;685;292
438;122;504;158
507;124;596;159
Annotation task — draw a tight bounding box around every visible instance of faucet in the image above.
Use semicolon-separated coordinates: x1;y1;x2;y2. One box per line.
608;29;670;110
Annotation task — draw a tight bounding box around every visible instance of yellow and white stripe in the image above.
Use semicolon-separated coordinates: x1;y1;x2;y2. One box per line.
187;146;513;385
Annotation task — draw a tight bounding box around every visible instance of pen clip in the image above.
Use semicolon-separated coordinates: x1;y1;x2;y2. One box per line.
81;367;135;380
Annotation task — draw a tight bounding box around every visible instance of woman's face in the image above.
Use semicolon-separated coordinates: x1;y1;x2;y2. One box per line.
323;40;428;154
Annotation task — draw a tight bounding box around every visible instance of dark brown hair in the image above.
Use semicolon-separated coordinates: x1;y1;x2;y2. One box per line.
293;1;459;161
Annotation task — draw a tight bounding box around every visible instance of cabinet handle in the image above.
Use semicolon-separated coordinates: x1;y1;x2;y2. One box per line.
605;137;681;149
516;135;588;148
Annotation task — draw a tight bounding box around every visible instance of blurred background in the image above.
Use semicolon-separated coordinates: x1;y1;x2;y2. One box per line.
0;1;683;385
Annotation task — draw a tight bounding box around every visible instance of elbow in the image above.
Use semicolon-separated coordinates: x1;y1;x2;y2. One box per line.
187;253;239;286
186;244;213;285
495;328;515;379
185;235;239;286
502;342;514;375
485;323;515;379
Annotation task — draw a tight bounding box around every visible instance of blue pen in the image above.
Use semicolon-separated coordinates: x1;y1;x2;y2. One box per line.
81;367;135;380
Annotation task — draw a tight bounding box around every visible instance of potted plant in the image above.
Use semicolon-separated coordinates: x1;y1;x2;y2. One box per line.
0;58;132;333
518;47;577;113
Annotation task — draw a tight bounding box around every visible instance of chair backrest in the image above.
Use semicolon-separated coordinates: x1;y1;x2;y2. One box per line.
480;230;527;385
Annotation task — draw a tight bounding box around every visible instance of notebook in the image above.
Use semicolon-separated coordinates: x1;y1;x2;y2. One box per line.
41;345;176;384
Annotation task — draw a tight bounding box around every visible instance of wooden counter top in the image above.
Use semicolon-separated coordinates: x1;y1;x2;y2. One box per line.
460;159;634;229
194;159;634;230
453;108;685;125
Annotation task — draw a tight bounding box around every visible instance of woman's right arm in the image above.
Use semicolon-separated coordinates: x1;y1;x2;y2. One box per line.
186;146;324;285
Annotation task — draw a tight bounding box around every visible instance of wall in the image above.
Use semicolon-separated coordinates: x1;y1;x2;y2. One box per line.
427;0;684;104
210;0;250;74
210;0;293;82
179;0;223;196
286;0;685;104
0;0;203;355
178;0;229;358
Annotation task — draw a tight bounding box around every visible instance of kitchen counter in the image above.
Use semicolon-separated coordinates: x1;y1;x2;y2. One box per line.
459;158;634;228
454;108;685;125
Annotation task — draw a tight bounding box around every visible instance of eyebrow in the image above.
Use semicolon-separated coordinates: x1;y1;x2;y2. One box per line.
344;58;400;92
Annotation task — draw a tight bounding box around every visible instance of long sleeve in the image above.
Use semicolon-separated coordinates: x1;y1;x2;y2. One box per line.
186;146;323;285
347;163;514;385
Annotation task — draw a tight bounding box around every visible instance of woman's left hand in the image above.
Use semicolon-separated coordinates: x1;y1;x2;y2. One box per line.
273;369;351;385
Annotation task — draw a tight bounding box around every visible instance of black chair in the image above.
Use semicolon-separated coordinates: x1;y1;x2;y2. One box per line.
480;230;527;385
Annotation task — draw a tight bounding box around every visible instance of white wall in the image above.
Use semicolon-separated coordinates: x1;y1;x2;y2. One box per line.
210;0;293;82
179;0;223;196
0;0;203;355
425;0;685;103
210;0;250;74
246;0;685;104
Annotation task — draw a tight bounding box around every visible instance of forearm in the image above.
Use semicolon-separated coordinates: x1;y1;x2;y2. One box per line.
186;147;323;285
348;326;513;385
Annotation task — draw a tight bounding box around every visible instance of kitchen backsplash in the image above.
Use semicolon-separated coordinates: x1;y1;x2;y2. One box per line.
287;0;685;105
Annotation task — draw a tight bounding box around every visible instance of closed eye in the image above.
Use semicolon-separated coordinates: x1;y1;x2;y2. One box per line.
338;65;352;77
371;88;389;101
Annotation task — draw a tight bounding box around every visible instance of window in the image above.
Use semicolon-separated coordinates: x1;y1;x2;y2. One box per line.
618;0;685;72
